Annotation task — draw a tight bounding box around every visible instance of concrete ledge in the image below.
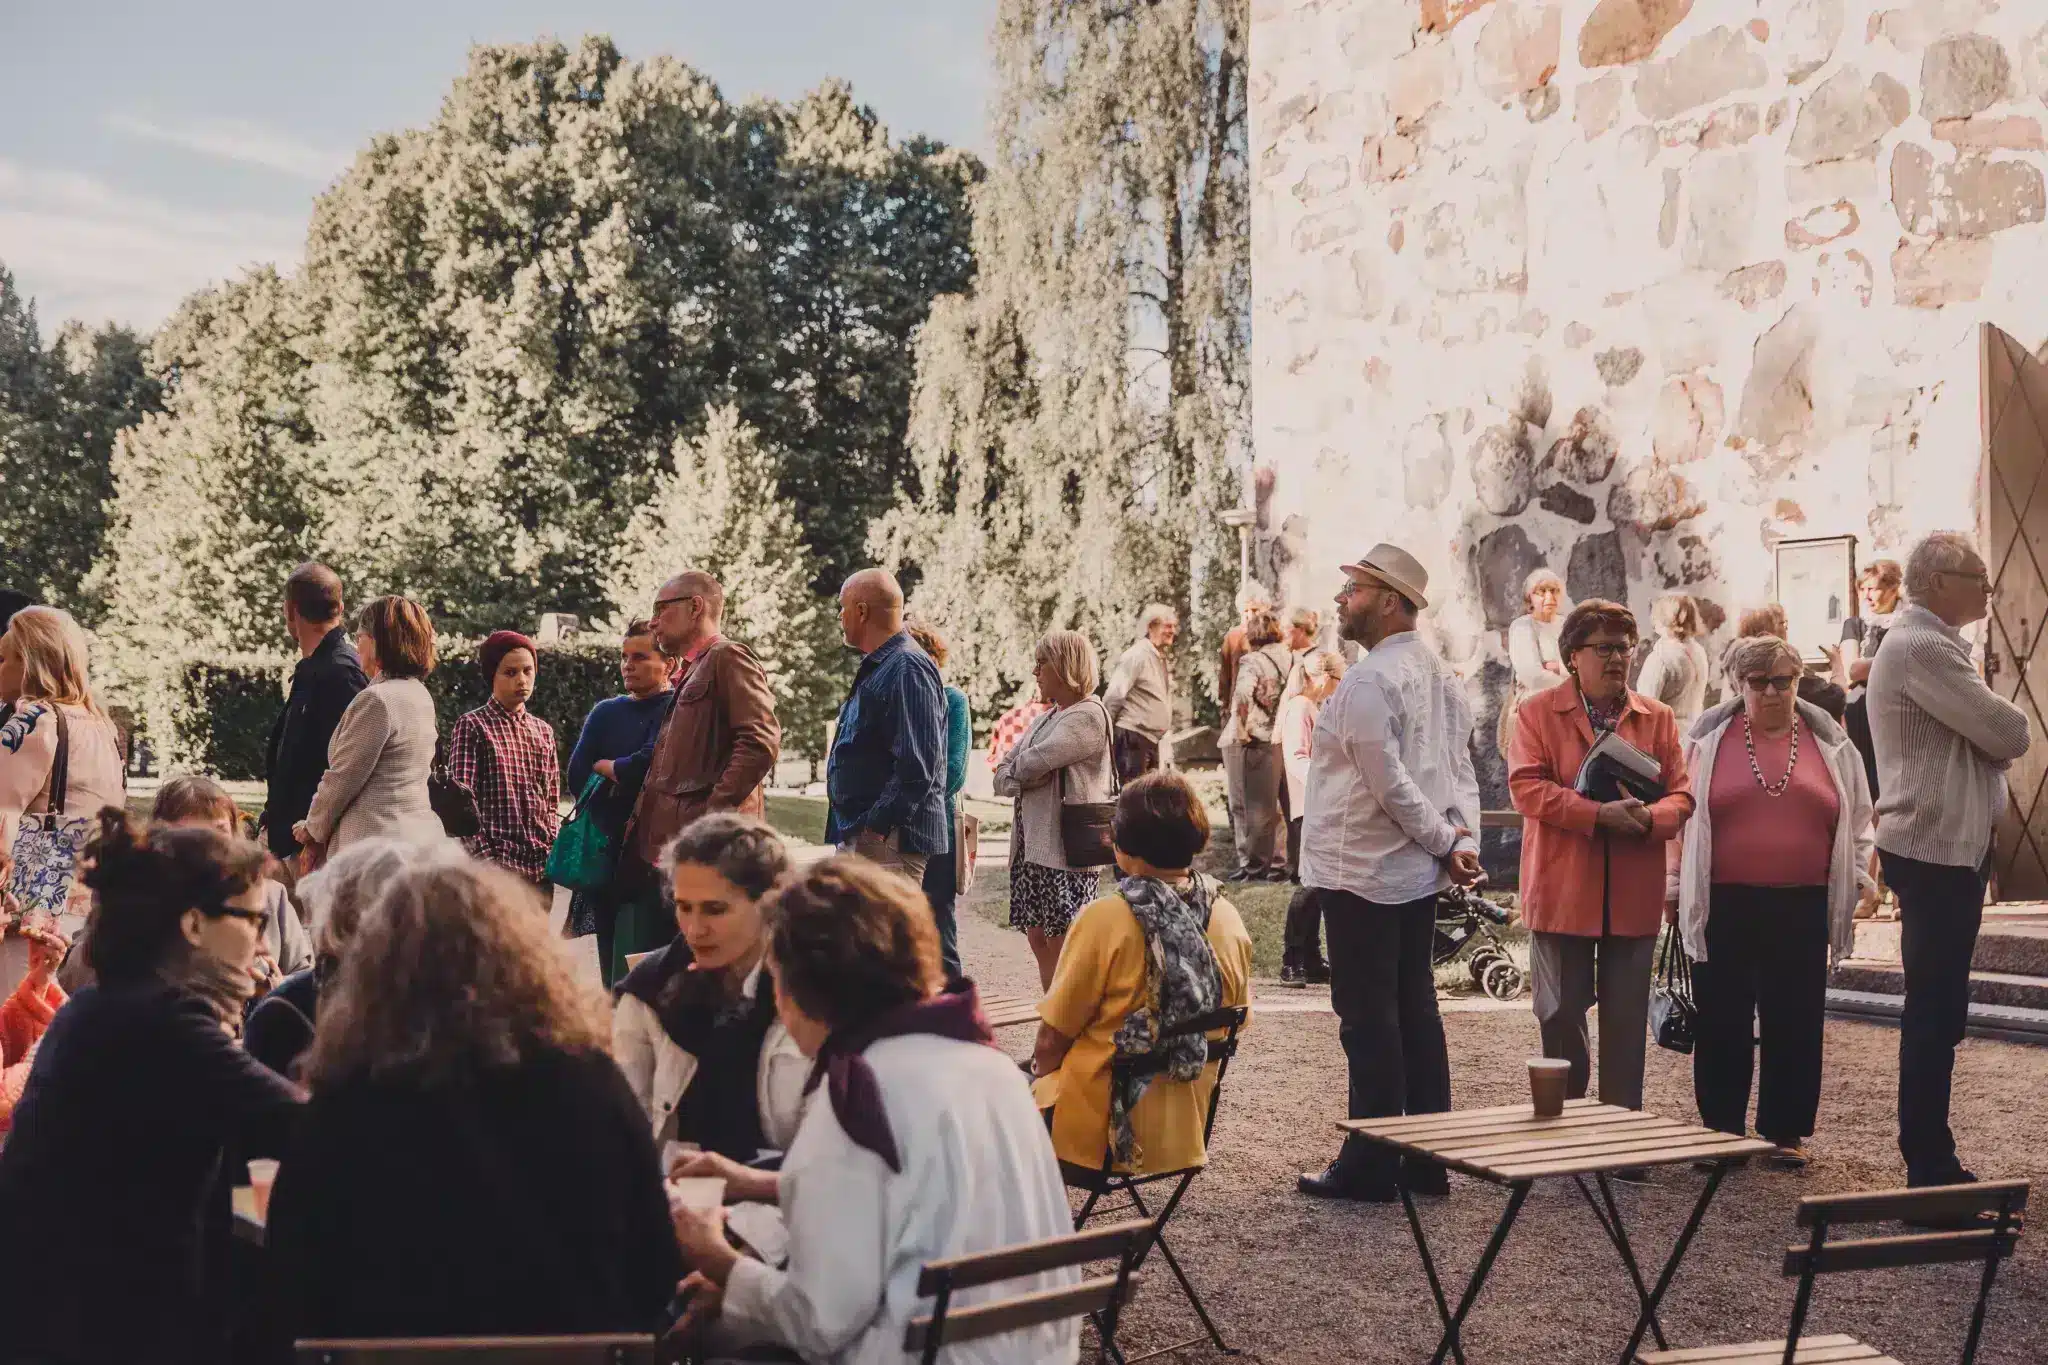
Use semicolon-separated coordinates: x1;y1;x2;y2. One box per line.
1827;988;2048;1046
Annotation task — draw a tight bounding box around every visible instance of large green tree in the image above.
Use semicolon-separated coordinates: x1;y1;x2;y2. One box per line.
98;36;976;659
0;266;161;611
874;0;1249;715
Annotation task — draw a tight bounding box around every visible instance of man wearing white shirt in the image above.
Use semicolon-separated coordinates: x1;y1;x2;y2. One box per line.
1296;545;1483;1203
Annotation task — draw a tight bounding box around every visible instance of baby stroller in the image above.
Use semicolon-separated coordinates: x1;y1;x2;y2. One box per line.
1434;883;1525;1001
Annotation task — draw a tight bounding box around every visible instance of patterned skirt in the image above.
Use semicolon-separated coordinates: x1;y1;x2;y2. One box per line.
1008;859;1101;934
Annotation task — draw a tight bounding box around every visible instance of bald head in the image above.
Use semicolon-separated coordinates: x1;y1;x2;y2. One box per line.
650;570;725;656
839;569;906;655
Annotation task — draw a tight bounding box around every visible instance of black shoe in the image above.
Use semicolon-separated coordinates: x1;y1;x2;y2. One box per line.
1402;1159;1450;1197
1279;964;1305;987
1304;961;1332;985
1224;867;1256;883
1297;1161;1399;1203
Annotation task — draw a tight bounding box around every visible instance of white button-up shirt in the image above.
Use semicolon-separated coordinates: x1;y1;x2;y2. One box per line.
1300;632;1481;905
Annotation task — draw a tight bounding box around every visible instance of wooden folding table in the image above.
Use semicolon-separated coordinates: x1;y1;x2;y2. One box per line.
979;991;1044;1030
1341;1099;1775;1365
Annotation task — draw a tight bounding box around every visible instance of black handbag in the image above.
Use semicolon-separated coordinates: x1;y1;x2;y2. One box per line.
1649;930;1697;1055
429;736;481;839
1057;699;1120;869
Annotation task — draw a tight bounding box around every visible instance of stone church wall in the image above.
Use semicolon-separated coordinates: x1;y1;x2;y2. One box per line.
1251;0;2048;807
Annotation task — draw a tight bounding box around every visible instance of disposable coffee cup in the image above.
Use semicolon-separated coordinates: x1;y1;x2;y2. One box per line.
666;1176;726;1215
662;1140;702;1175
1528;1058;1571;1118
246;1159;281;1219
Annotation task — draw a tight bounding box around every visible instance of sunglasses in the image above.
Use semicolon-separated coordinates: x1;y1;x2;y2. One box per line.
1743;675;1800;694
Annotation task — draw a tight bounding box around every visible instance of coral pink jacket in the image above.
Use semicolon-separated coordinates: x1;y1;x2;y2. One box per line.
0;974;65;1135
1508;684;1692;939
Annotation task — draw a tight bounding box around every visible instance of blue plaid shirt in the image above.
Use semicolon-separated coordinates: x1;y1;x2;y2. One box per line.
824;633;951;854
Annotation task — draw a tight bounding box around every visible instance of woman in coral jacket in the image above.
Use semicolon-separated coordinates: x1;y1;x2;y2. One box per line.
0;916;65;1136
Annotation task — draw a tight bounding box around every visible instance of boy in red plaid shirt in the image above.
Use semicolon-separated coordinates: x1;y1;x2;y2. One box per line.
448;631;562;887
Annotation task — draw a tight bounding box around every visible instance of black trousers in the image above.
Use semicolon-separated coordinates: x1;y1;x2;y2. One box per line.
1880;850;1987;1184
1691;885;1829;1144
1112;728;1161;784
1324;890;1450;1182
1283;820;1324;968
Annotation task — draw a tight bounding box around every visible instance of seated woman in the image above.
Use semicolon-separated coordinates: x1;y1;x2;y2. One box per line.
244;839;435;1080
669;858;1079;1363
153;773;315;987
0;810;303;1365
612;813;807;1162
266;852;680;1341
1031;771;1253;1178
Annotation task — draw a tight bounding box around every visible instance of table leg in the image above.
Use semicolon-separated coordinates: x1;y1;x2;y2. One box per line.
1400;1182;1467;1365
1617;1161;1732;1365
1570;1174;1668;1352
1419;1179;1531;1365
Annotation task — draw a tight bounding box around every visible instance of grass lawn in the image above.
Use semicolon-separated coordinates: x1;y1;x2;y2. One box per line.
763;793;829;846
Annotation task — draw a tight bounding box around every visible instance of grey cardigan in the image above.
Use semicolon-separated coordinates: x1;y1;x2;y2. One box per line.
303;677;444;853
993;698;1115;870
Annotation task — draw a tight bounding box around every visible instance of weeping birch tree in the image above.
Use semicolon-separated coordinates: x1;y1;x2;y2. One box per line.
873;0;1250;715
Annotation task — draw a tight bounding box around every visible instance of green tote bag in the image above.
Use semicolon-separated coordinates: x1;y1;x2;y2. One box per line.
546;774;618;893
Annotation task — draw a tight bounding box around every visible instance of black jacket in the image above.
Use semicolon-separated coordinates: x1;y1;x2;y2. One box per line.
0;982;303;1365
260;628;368;859
244;968;320;1081
266;1045;682;1343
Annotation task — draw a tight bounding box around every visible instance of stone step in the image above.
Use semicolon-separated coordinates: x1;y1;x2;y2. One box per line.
1827;988;2048;1046
1831;958;2048;1012
1849;913;2048;977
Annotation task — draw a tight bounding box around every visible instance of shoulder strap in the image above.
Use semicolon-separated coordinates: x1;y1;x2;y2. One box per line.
44;706;72;816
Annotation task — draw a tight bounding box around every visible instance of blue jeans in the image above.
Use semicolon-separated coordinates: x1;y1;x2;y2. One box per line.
922;828;964;984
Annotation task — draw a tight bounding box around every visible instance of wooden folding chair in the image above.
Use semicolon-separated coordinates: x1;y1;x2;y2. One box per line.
1062;1003;1248;1363
1638;1179;2028;1365
904;1219;1154;1365
296;1334;661;1364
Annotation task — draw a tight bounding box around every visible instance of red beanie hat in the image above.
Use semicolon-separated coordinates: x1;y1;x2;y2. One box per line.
479;630;538;680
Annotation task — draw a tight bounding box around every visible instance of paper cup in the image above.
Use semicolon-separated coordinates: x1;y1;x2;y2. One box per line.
1528;1058;1571;1118
246;1159;281;1219
666;1176;727;1215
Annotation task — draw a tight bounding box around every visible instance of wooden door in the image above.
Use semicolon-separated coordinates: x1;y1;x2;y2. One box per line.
1982;323;2048;900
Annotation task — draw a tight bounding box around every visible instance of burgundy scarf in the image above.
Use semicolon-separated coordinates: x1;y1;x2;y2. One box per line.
803;984;998;1173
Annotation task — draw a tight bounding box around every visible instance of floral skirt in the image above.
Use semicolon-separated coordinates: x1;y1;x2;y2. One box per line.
1008;859;1100;935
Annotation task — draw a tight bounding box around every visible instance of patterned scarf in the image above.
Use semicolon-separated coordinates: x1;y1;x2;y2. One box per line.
1109;875;1223;1168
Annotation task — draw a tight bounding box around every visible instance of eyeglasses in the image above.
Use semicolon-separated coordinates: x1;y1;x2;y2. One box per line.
215;906;273;934
1575;642;1635;659
1744;675;1800;694
1336;579;1383;601
1938;569;1992;590
652;593;701;614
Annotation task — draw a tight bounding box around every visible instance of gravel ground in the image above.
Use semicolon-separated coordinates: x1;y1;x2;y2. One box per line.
954;889;2048;1364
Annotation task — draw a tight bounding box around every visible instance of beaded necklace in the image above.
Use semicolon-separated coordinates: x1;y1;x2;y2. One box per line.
1742;714;1799;796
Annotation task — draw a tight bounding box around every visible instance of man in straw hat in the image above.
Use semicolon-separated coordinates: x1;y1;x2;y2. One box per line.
1297;544;1483;1202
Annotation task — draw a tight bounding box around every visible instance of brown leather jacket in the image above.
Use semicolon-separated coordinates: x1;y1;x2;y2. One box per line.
628;638;781;868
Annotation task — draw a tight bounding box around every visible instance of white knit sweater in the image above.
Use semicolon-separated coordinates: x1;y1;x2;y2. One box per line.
1866;605;2032;869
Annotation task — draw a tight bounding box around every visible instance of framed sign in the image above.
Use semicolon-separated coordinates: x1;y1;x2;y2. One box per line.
1774;534;1858;664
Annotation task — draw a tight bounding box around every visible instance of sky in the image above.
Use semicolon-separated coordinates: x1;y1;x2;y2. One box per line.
0;0;996;332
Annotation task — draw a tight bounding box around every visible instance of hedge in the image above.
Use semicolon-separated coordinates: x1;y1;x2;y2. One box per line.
174;642;628;780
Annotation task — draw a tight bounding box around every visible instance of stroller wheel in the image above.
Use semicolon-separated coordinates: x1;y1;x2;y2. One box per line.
1481;958;1526;1002
1469;954;1494;987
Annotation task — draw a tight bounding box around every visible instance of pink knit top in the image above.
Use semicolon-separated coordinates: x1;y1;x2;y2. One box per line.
1708;719;1838;887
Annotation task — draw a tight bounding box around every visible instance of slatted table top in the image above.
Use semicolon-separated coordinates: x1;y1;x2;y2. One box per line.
1638;1335;1900;1364
1340;1099;1778;1183
980;992;1043;1030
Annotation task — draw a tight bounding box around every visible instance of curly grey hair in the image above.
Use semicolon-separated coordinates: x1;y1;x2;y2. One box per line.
1723;635;1803;688
1904;531;1982;604
1138;603;1178;634
296;838;454;958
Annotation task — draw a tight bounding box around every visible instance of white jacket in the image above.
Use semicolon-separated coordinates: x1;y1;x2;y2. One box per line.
1278;693;1318;816
611;960;810;1151
1667;699;1875;964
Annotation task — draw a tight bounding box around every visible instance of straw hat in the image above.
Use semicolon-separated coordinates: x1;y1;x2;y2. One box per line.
1339;544;1430;611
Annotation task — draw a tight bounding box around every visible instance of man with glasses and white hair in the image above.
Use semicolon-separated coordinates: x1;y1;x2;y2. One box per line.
1104;603;1177;782
1868;530;2030;1191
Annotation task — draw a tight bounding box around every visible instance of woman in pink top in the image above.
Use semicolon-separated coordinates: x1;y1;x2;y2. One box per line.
1668;636;1873;1168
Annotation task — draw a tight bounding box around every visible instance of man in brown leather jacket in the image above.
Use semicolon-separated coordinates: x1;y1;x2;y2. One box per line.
597;570;781;975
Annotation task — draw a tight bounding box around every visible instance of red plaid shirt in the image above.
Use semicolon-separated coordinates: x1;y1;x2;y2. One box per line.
987;699;1052;771
448;700;561;883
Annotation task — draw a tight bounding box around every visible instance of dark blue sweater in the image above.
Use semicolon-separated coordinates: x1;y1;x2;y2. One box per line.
566;691;673;831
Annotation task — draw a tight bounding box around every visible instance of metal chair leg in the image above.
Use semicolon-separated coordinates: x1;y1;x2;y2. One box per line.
1123;1179;1239;1356
1618;1161;1731;1365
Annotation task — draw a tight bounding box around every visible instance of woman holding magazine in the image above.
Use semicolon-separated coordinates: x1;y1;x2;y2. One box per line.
1507;600;1692;1175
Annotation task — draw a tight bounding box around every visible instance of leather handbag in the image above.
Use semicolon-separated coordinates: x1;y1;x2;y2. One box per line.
1057;699;1120;869
546;774;618;892
1649;930;1697;1055
6;706;95;923
428;736;481;839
